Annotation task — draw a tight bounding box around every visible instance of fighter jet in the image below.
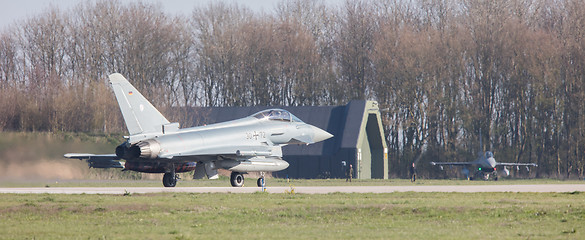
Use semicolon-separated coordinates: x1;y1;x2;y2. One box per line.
65;73;333;187
430;151;538;180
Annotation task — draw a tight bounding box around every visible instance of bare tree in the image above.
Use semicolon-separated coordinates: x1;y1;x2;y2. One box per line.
333;0;376;102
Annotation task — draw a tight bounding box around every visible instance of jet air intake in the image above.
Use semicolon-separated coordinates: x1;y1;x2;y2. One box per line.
115;140;161;159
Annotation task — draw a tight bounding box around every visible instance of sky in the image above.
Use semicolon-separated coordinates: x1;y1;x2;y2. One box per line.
0;0;292;31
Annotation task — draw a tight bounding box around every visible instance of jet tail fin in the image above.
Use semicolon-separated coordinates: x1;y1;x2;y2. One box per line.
478;127;483;157
109;73;170;136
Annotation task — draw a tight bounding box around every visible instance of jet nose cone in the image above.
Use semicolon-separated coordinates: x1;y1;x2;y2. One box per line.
311;126;333;143
488;157;496;168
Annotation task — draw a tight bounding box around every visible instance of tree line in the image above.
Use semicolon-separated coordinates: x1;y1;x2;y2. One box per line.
1;0;584;179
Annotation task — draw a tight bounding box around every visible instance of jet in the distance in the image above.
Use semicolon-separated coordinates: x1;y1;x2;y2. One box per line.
65;73;333;187
430;151;538;180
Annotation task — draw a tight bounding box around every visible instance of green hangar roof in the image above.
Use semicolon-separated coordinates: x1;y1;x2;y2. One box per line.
192;100;388;179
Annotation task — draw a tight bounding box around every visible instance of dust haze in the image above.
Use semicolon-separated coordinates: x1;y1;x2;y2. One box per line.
0;132;119;181
0;158;87;180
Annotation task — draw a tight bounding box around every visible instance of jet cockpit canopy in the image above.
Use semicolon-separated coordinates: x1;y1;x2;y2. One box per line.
485;151;494;158
253;109;303;122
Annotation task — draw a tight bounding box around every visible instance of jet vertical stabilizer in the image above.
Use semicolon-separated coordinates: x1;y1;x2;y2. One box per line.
109;73;170;136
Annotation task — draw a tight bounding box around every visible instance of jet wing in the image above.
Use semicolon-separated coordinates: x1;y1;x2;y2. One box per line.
64;153;124;169
430;161;474;166
496;162;538;167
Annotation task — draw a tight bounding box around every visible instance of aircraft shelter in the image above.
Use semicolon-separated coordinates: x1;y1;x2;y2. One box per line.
191;100;388;179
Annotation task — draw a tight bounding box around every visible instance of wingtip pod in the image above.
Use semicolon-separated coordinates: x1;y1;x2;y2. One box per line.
64;153;93;159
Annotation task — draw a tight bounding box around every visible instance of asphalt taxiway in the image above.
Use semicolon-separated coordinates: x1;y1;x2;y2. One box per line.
1;184;584;194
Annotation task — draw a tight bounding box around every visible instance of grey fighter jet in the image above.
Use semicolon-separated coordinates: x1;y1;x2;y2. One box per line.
430;151;538;180
65;73;333;187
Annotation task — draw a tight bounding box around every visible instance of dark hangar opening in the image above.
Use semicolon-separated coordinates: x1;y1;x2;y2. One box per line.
365;113;385;179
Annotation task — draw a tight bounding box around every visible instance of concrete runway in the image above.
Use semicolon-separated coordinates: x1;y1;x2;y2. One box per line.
1;184;585;194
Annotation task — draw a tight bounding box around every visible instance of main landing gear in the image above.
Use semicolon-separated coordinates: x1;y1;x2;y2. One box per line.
163;172;179;187
163;168;179;187
470;171;493;181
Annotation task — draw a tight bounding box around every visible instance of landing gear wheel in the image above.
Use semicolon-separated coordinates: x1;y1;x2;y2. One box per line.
163;172;177;187
230;172;244;187
257;177;265;187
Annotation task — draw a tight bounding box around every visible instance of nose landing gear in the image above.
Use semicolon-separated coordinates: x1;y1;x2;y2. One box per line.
257;172;266;189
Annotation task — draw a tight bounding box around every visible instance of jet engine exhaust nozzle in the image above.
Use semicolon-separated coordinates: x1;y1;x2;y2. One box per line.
136;140;161;159
115;140;161;160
